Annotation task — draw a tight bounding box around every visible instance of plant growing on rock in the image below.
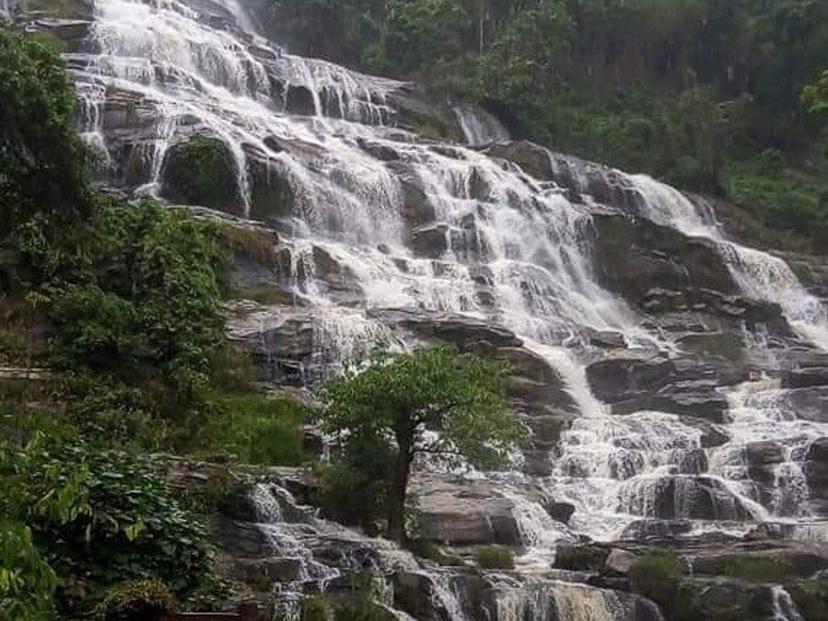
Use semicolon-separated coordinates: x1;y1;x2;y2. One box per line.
317;345;525;543
97;579;175;621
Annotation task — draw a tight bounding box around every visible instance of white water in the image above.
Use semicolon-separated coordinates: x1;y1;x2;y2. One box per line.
453;105;510;147
60;1;824;617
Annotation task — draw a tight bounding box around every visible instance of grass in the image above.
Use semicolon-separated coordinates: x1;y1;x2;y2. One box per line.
195;392;307;466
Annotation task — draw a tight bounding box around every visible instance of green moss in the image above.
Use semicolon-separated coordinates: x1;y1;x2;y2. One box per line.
475;546;515;570
301;595;330;621
787;578;828;621
717;556;796;582
629;551;701;621
554;544;608;571
216;223;278;269
405;538;463;566
161;137;243;214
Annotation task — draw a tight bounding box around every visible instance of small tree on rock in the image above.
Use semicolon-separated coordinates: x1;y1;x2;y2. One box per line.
318;345;525;543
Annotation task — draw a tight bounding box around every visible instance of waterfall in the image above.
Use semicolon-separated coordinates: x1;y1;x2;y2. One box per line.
770;586;804;621
50;0;828;616
453;105;510;147
630;174;828;349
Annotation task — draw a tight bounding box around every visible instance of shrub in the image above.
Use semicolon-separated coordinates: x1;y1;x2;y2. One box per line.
0;521;56;621
475;546;515;570
98;579;174;621
0;434;211;615
301;594;329;621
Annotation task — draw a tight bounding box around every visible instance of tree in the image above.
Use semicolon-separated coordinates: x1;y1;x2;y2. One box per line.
318;346;525;543
0;25;92;242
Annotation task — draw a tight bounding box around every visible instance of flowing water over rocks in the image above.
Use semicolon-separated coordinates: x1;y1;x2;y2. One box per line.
21;0;828;618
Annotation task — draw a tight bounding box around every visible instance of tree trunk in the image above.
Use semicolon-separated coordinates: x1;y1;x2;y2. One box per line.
387;424;414;544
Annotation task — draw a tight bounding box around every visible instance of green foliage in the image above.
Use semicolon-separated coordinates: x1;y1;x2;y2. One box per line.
301;594;330;621
33;197;228;422
0;434;210;616
629;551;700;621
803;70;828;119
318;346;523;541
0;521;57;621
722;155;828;242
97;579;174;621
0;24;92;246
320;346;522;470
475;546;515;570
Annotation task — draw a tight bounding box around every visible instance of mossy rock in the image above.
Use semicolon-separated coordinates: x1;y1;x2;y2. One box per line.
787;578;828;621
161;137;244;215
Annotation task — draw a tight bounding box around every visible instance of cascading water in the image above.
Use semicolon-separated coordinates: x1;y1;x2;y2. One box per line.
48;0;828;617
453;104;510;147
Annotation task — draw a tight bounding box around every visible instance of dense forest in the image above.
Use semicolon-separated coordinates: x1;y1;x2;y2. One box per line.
253;0;828;247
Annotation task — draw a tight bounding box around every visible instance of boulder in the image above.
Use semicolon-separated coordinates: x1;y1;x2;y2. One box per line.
413;477;522;546
161;136;244;214
592;214;738;302
411;223;450;258
604;548;639;577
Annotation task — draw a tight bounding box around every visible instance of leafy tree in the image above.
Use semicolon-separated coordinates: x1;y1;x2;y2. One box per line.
0;521;57;621
318;346;524;543
0;24;92;258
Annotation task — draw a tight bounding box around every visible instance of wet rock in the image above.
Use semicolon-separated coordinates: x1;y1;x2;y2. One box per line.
604;548;639;577
617;475;755;521
805;438;828;516
356;137;400;161
386;162;437;227
486;141;553;180
232;557;304;589
248;155;294;224
413;477;522;546
161;135;244;214
592;214;738;301
411;223;450;258
284;84;316;116
544;502;575;525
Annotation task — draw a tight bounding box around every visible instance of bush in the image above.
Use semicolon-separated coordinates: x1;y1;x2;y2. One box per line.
0;521;56;621
0;434;211;615
475;546;515;570
98;579;174;621
301;594;330;621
